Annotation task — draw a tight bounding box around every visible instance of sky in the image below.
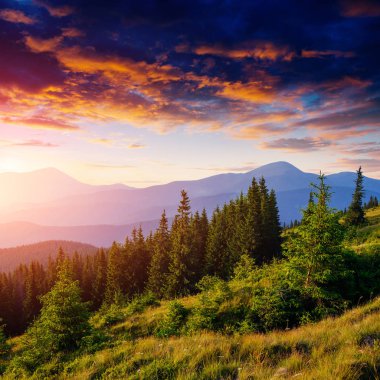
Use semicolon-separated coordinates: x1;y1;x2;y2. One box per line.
0;0;379;186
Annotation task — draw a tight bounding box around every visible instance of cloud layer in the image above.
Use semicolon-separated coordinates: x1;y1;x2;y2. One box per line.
0;0;379;177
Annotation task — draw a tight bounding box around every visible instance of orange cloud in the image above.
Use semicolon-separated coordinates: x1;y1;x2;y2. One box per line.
35;1;74;17
217;81;277;104
230;124;285;140
0;9;36;24
301;50;355;58
61;28;85;38
1;31;373;147
2;116;78;131
24;35;63;53
193;41;295;61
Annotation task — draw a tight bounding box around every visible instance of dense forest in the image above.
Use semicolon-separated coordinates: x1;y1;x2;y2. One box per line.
0;176;281;334
0;168;379;378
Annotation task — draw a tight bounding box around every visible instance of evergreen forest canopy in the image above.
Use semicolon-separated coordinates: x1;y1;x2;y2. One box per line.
0;168;379;377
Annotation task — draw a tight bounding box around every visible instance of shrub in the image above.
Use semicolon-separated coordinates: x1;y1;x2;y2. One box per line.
187;277;232;332
93;303;126;328
156;301;188;337
126;291;160;315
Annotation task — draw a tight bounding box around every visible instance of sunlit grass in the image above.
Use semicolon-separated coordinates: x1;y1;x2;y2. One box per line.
2;297;374;379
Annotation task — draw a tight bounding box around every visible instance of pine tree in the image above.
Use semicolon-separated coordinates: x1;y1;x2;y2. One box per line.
242;178;263;262
345;166;366;226
147;211;171;297
364;195;379;209
21;260;90;367
283;173;346;305
228;193;247;262
166;190;193;297
190;209;209;284
92;249;107;309
104;242;123;305
205;206;230;279
267;189;282;259
23;262;43;325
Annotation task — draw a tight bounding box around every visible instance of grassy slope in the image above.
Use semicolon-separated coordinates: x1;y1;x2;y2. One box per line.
40;297;380;379
4;207;380;379
349;207;380;254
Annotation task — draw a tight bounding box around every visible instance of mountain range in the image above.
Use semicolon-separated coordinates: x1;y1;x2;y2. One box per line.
0;162;379;248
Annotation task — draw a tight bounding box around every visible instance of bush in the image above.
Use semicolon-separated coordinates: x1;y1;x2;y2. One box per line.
187;276;232;332
156;301;188;337
80;327;110;353
126;292;160;315
93;303;126;328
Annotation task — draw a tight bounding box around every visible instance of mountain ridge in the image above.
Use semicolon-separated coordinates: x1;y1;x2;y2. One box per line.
0;162;379;247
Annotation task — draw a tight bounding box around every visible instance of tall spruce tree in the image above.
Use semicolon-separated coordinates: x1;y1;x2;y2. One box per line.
20;260;90;369
267;189;282;259
147;211;171;297
129;226;150;294
190;209;209;283
205;206;230;279
283;174;346;306
92;249;107;308
242;178;264;262
346;166;366;226
104;242;123;305
166;190;193;297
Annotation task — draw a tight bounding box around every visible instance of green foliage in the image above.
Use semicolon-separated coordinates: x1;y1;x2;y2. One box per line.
0;325;9;358
126;292;159;315
166;190;193;297
156;301;188;337
187;276;232;332
283;174;349;314
147;211;171;298
364;195;379;210
233;254;256;280
345;166;366;226
104;242;123;306
93;303;126;328
12;261;91;372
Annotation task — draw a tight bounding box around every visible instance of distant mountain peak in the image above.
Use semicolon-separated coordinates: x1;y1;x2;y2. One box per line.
250;161;303;176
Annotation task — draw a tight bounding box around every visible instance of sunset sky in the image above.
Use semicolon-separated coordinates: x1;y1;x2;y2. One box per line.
0;0;379;186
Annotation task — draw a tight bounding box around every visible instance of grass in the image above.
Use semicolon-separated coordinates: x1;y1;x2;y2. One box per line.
346;207;380;254
6;296;377;379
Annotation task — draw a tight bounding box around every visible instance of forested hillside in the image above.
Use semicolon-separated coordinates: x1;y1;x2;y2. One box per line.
0;241;97;272
0;169;379;379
